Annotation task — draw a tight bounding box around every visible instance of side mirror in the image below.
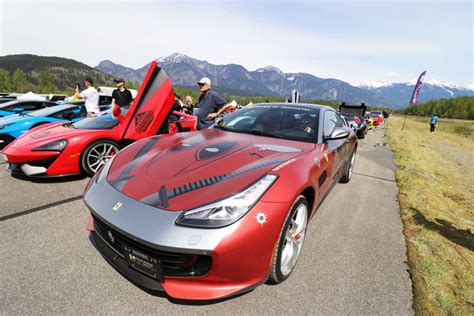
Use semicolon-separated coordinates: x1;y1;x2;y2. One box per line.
324;127;350;141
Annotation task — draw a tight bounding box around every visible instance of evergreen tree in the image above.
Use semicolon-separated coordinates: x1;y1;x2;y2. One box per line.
37;70;57;93
12;69;31;92
0;69;12;92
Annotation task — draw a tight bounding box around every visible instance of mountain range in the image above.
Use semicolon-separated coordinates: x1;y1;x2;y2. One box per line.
96;53;474;109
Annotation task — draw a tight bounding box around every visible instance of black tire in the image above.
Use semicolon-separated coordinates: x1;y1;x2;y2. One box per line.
81;140;120;176
340;149;356;183
268;195;308;284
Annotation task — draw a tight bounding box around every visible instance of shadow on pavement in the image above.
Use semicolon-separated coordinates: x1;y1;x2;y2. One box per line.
12;173;87;183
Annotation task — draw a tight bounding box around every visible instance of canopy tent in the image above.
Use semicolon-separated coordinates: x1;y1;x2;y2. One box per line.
16;91;46;101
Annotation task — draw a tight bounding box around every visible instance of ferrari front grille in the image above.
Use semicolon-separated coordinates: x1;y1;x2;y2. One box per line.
93;215;212;277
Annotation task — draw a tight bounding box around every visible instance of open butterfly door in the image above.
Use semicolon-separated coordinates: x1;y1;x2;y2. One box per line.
118;61;175;140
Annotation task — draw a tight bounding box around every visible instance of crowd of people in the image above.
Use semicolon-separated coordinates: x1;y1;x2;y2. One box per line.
74;75;238;130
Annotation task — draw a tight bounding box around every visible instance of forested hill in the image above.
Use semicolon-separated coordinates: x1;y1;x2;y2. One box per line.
399;96;474;120
0;54;114;92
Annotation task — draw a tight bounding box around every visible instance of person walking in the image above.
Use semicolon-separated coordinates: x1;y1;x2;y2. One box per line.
74;78;100;116
195;77;230;129
430;113;439;133
111;77;133;108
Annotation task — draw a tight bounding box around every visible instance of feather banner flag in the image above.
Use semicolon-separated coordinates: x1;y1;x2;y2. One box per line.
409;71;427;105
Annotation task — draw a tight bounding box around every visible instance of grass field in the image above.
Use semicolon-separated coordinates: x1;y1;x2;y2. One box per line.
386;116;474;315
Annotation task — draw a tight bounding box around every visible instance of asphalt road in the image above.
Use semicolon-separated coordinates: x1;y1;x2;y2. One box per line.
0;125;413;314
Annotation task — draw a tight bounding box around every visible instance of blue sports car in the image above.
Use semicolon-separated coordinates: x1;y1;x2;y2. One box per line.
0;100;59;118
0;103;95;149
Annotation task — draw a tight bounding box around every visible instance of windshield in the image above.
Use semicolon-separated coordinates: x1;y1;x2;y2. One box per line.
369;113;380;118
71;108;128;130
215;104;319;143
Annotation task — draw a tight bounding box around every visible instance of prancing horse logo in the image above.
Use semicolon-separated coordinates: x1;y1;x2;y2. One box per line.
113;202;122;212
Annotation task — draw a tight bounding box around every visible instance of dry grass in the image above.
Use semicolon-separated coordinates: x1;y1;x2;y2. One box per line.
386;116;474;315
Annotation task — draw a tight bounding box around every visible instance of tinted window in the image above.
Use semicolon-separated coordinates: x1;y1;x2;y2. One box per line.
71;108;128;130
216;104;320;143
0;101;55;112
323;111;338;137
50;107;84;120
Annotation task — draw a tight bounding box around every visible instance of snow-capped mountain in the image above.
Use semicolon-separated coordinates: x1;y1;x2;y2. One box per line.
353;79;474;108
95;53;473;109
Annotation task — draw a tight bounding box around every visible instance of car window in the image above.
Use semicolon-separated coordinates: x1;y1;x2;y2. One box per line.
50;107;83;120
71;108;129;130
323;111;338;137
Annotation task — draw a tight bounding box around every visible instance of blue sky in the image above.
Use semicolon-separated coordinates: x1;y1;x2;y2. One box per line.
1;0;472;87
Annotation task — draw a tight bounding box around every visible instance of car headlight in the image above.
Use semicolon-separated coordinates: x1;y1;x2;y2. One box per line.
32;139;68;152
176;174;277;228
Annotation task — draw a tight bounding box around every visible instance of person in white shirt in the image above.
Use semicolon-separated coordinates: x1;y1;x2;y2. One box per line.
74;78;100;116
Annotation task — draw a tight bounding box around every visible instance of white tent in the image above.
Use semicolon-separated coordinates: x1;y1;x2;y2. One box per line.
16;91;46;101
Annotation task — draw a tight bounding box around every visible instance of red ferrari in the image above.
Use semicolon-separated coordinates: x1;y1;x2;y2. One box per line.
1;62;196;177
84;102;358;300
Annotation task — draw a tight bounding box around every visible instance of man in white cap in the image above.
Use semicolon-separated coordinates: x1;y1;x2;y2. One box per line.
196;77;230;129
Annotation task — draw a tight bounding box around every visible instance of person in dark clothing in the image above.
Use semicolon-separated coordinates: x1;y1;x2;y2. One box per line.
195;77;230;129
112;78;133;108
430;114;439;133
173;93;184;112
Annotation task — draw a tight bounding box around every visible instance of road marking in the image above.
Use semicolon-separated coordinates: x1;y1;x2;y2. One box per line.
0;195;83;222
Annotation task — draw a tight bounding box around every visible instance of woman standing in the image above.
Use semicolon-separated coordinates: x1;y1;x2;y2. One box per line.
183;95;194;115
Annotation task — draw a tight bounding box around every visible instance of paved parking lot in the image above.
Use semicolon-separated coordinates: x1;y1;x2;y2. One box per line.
0;126;413;314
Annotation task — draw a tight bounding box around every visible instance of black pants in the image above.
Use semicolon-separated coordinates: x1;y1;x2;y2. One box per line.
430;124;436;132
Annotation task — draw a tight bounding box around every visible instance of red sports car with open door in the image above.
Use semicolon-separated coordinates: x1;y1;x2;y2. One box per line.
1;62;195;177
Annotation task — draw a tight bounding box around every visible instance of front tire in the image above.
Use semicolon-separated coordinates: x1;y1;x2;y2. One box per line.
269;195;308;284
81;140;120;176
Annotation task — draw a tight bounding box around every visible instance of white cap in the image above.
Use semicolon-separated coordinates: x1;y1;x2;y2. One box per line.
197;77;211;86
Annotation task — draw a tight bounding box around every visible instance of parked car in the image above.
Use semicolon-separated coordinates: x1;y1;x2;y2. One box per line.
84;101;358;301
365;115;374;130
0;100;58;118
1;62;196;177
0;103;110;149
368;111;384;126
339;102;368;139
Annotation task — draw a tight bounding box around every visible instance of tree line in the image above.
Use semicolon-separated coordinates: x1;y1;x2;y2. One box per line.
396;96;474;120
0;68;140;95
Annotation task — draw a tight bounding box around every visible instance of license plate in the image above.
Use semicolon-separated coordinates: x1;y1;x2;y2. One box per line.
123;244;163;280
